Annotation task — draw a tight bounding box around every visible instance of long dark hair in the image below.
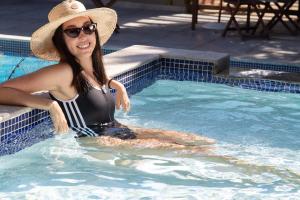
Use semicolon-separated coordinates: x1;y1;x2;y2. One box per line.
52;23;108;94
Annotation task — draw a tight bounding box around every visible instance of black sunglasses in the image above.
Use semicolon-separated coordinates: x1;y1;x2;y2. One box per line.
63;23;97;38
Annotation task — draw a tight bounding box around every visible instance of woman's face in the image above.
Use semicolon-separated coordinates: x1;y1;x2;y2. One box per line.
62;16;96;60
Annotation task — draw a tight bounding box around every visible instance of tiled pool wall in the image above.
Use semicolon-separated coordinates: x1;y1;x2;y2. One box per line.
157;57;300;93
214;76;300;93
0;38;32;57
231;59;300;73
0;109;51;156
159;58;213;82
1;38;300;156
115;59;160;96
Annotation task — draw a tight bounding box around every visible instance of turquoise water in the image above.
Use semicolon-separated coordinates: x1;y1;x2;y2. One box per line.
0;80;299;199
0;54;56;82
0;50;113;83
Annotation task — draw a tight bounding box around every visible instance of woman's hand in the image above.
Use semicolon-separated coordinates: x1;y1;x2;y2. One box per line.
48;101;69;133
108;79;131;112
115;86;131;112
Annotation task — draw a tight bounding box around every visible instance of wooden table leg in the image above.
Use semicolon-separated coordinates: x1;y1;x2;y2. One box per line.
246;4;251;33
191;0;198;30
218;0;223;23
298;0;300;22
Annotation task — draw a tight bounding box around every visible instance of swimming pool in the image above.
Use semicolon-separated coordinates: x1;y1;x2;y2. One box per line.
0;80;299;199
1;38;300;199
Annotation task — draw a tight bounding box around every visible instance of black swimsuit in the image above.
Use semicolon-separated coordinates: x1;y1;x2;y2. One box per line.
49;85;136;140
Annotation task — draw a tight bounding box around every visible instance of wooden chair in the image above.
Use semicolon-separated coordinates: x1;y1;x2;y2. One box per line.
222;0;268;38
191;0;225;30
264;0;299;35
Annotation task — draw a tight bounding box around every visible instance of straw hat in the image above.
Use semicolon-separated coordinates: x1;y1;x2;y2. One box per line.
30;0;117;61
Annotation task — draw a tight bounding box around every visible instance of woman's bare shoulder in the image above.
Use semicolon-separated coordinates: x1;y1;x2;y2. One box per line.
39;63;73;82
42;62;74;87
43;62;72;75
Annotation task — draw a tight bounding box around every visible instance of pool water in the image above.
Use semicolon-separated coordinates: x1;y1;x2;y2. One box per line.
0;80;300;199
0;50;113;83
0;54;56;82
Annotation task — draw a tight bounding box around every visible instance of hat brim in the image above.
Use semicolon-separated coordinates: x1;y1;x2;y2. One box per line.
30;7;117;61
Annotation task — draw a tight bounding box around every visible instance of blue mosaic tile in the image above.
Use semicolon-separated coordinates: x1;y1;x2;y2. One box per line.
0;109;51;156
114;60;160;96
161;58;214;73
231;59;300;73
0;39;31;56
0;119;54;156
208;75;300;93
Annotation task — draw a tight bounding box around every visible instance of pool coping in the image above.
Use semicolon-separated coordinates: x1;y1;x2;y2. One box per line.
104;45;229;77
0;34;30;41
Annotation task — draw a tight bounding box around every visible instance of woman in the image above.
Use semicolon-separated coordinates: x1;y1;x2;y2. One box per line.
0;0;214;151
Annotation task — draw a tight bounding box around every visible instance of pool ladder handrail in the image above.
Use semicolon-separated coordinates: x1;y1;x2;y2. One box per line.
7;57;25;80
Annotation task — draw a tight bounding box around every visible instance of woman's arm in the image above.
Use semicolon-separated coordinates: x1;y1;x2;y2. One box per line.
0;87;54;110
108;79;130;112
0;64;69;133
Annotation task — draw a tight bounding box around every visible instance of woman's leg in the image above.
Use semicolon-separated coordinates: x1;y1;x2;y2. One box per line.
91;126;215;154
81;131;300;182
85;137;300;182
129;126;215;146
